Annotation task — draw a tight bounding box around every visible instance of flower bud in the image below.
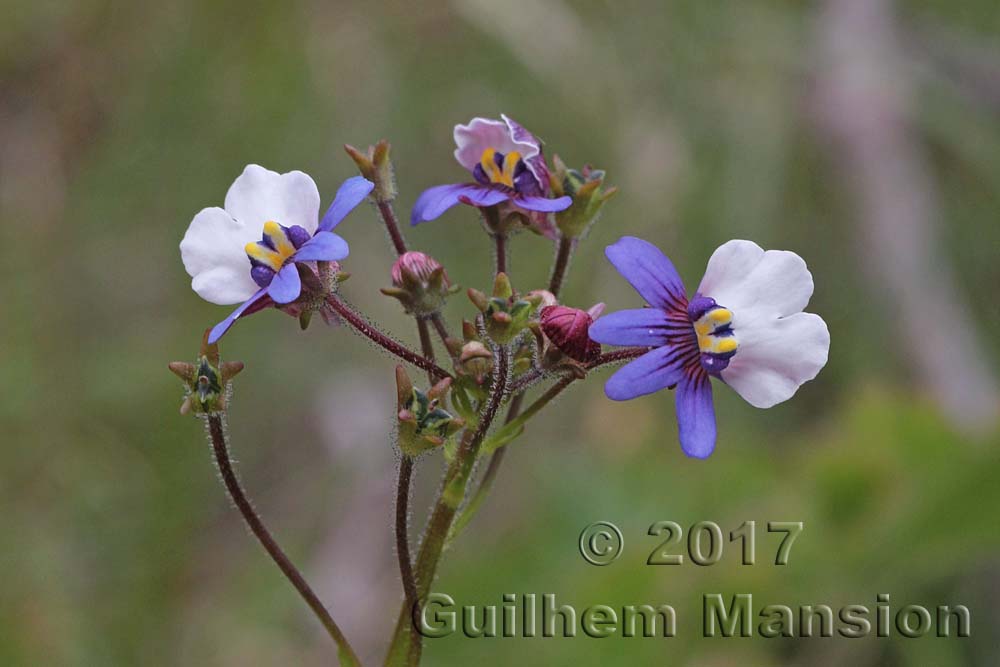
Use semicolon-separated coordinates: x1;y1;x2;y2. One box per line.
382;251;455;316
169;330;245;415
539;304;603;363
550;155;618;239
345;139;396;202
458;341;493;384
472;273;542;344
395;366;464;456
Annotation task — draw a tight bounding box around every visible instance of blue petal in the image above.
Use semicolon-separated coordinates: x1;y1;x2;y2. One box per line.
410;184;510;225
604;346;686;401
605;236;687;313
208;289;269;344
675;372;716;458
589;308;676;347
294;231;349;262
318;176;374;232
514;194;572;212
268;263;302;304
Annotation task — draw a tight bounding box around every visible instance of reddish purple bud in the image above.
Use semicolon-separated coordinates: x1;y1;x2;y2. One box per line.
540;305;601;363
384;251;455;315
391;251;449;288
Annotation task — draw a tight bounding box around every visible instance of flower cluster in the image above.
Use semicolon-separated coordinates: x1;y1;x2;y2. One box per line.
177;115;830;460
172;113;832;665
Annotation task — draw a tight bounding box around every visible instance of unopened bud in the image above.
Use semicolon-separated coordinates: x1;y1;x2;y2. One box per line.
539;304;602;363
345;139;396;201
459;341;493;384
382;251;455;316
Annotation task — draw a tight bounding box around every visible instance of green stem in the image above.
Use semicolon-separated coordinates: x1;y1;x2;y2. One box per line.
445;391;524;547
207;415;361;666
384;346;510;665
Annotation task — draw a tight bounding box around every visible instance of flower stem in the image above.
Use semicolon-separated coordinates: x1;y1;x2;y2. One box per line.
548;235;574;298
395;317;438;666
206;414;361;666
445;391;523;547
494;233;507;275
377;200;408;255
384;346;510;665
325;295;451;380
428;313;453;355
587;347;649;369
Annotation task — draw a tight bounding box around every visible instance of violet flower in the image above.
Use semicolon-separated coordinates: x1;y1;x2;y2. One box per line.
589;237;830;458
180;165;373;343
410;115;572;226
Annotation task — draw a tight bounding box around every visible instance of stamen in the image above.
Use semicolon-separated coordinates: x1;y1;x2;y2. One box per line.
478;148;522;188
694;306;738;358
245;221;299;271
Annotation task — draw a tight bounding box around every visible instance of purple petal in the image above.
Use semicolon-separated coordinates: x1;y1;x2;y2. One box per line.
604;345;686;401
514;194;572;213
588;308;676;347
208;289;269;344
318;176;374;232
410;184;509;225
293;231;349;262
605;236;687;313
675;372;716;458
268;263;302;304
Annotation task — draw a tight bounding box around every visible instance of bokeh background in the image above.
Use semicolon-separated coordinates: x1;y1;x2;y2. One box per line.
3;0;1000;664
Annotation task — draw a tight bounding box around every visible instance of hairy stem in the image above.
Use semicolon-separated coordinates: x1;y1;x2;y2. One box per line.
445;391;524;546
548;235;574;298
587;347;649;369
384;346;510;665
207;415;360;666
377;200;408;256
396;317;439;666
494;233;507;275
428;313;453;355
325;295;451;380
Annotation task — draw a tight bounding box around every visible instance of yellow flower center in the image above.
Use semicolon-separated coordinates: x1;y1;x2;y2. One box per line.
479;148;522;188
694;307;738;356
245;221;297;271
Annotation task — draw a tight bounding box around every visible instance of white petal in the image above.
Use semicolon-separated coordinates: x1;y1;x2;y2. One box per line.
697;239;814;318
453;116;540;173
180;206;259;304
224;164;321;234
720;312;830;408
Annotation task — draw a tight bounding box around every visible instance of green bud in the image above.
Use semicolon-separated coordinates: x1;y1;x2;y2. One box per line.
169;330;244;415
345;139;396;202
551;155;618;238
395;366;465;457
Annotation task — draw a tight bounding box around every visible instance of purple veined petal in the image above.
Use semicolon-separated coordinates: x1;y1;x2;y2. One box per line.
410;183;510;225
675;371;716;458
208;288;270;344
605;236;688;314
293;231;349;262
604;345;687;401
588;308;678;347
514;194;572;213
318;176;374;232
268;263;302;304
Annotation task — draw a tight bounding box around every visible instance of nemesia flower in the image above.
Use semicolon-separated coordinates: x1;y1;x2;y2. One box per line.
180;165;374;343
589;237;830;458
410;115;572;226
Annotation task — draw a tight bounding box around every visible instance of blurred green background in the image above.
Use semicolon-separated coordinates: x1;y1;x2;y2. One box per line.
3;0;1000;665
